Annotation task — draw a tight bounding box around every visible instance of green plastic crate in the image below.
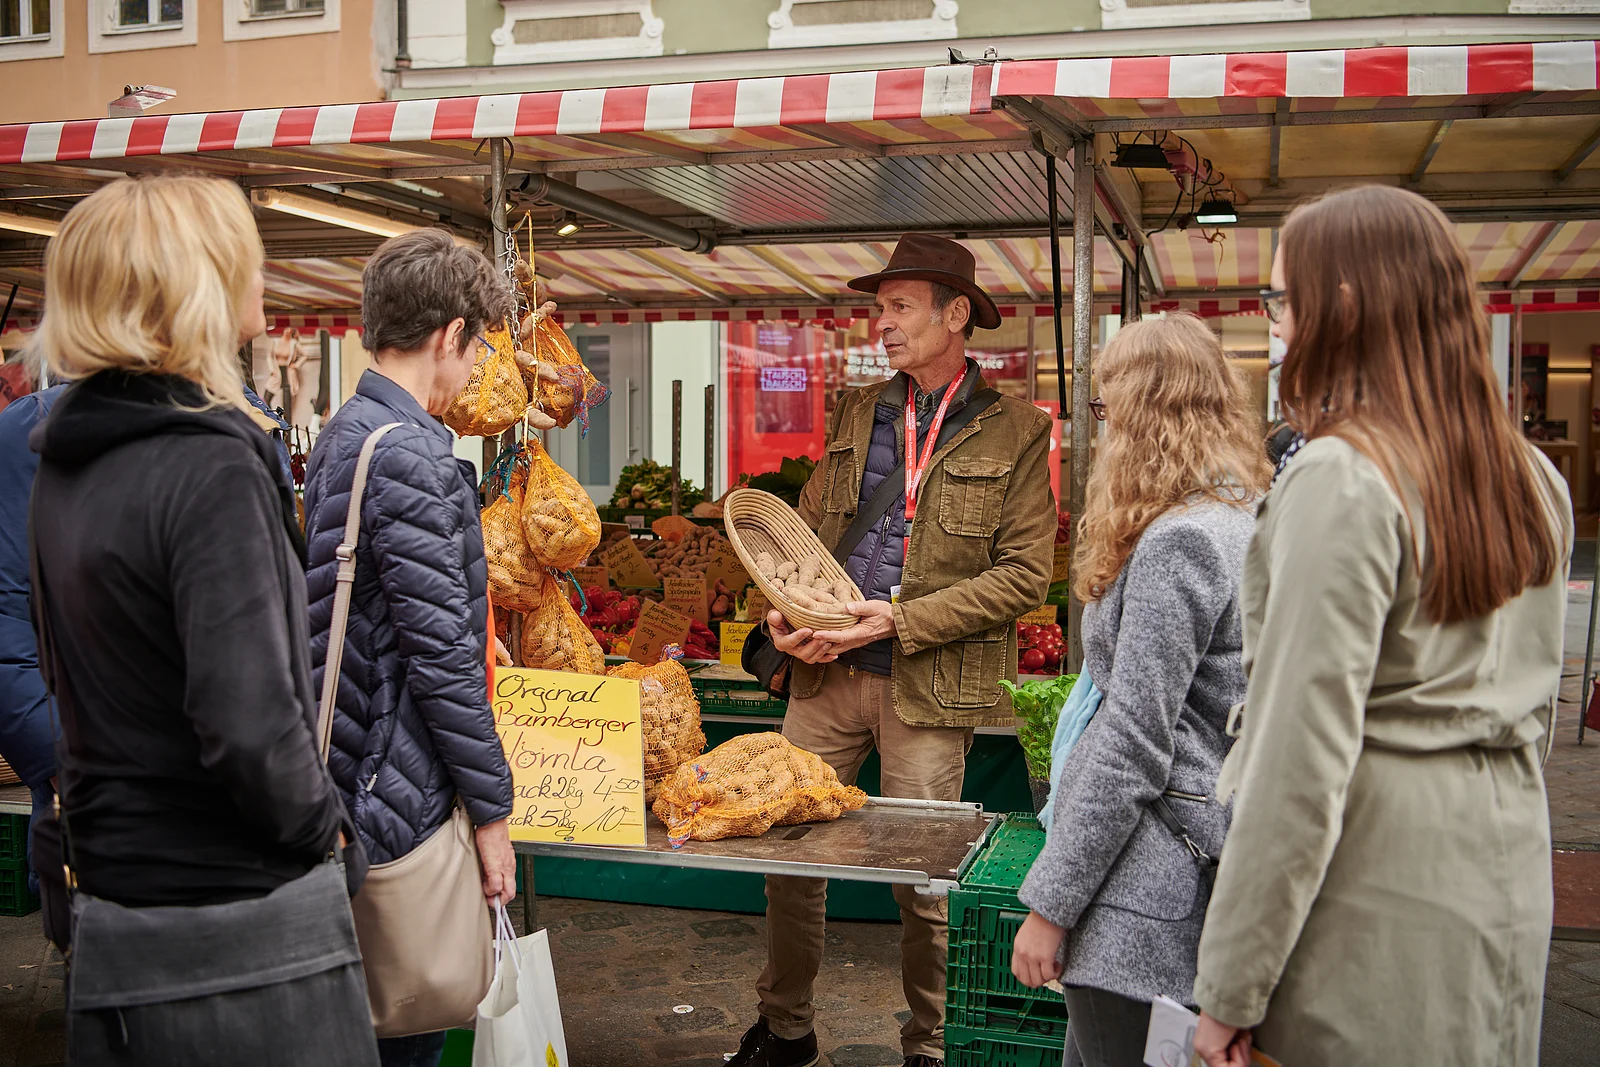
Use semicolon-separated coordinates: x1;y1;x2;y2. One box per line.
944;1023;1062;1067
0;863;38;917
691;670;786;718
0;812;27;868
948;813;1065;1017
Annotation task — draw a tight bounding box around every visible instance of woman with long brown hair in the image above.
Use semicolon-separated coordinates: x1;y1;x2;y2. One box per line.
1193;185;1571;1067
1010;313;1270;1067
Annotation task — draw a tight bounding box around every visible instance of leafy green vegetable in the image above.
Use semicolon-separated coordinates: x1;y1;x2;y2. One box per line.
738;455;818;507
1001;673;1078;780
609;459;704;510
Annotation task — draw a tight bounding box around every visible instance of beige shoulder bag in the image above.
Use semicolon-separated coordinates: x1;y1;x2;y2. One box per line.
318;423;495;1038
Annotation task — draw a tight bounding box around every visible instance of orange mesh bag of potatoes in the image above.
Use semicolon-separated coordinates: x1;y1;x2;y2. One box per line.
652;732;868;846
607;659;705;803
520;572;606;675
482;450;542;614
521;438;601;571
527;315;609;433
443;322;528;438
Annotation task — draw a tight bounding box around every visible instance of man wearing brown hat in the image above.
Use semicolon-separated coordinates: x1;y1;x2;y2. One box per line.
727;234;1058;1067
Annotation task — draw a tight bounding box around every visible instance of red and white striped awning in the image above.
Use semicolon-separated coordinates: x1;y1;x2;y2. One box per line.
993;39;1600;99
2;40;1596;165
0;65;992;165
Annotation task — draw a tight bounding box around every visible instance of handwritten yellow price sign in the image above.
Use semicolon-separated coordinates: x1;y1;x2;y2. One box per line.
1051;543;1072;585
493;668;647;846
720;621;757;669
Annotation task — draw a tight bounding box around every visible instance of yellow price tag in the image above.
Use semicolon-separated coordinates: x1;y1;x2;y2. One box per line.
493;668;646;846
719;621;757;668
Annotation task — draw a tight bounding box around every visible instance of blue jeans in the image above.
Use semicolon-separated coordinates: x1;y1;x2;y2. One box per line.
378;1031;448;1067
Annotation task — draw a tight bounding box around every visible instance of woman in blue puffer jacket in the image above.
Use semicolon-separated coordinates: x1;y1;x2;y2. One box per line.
303;230;516;1067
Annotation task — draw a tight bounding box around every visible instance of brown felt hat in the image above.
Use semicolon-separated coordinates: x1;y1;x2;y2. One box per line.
847;233;1001;330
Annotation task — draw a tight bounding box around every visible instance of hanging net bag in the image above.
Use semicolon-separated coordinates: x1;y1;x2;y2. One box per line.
521;438;602;571
607;658;705;803
442;321;528;438
652;732;868;846
519;572;606;676
526;314;609;435
481;446;542;614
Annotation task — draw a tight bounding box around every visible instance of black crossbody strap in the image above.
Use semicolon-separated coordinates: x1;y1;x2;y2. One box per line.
27;477;80;881
1151;794;1218;889
830;387;1001;566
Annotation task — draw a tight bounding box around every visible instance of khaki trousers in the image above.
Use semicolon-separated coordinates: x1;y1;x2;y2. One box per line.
756;665;972;1059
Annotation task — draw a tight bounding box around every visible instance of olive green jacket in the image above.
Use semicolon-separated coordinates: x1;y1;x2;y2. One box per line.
793;369;1057;727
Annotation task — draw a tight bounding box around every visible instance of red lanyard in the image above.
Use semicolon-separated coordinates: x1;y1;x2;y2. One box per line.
903;367;966;537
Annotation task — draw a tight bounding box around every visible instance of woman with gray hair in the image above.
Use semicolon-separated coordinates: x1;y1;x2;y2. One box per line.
303;229;517;1067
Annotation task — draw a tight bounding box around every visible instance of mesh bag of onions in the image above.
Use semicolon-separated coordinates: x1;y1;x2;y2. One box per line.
652;732;868;846
606;659;705;803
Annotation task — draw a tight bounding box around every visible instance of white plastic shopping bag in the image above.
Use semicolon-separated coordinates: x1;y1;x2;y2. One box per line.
473;901;569;1067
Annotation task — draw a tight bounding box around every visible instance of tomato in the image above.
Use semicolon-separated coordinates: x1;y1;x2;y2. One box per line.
1019;624;1040;645
1039;647;1062;669
1020;648;1047;672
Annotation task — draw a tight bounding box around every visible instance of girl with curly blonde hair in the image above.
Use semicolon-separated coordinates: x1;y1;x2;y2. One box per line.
1010;313;1268;1067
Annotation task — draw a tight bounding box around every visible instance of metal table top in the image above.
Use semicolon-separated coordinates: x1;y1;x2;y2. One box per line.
0;784;30;816
512;796;994;896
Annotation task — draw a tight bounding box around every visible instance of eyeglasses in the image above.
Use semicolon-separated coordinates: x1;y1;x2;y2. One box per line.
474;334;495;363
1088;397;1106;421
1260;288;1289;324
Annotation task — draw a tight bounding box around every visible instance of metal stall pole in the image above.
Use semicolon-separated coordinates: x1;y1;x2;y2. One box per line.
490;137;540;931
1581;575;1596;744
705;384;716;501
1047;156;1067;418
1121;247;1142;326
1066;136;1096;673
672;380;683;515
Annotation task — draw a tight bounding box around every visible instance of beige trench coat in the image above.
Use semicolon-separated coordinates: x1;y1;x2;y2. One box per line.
1194;437;1571;1067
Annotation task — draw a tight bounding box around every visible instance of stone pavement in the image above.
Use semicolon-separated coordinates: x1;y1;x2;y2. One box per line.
2;575;1599;1065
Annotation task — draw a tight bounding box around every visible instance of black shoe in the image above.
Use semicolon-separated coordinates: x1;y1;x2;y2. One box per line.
903;1057;943;1067
726;1018;820;1067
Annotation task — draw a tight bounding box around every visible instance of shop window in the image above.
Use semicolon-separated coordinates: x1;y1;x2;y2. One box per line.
768;0;958;49
224;0;337;40
1098;0;1309;30
90;0;194;51
493;1;664;65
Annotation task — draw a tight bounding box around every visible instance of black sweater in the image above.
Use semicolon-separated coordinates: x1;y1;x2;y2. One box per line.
29;372;361;907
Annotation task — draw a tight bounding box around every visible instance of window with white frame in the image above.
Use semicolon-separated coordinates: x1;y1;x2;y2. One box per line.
112;0;183;30
1;0;61;60
0;0;50;40
249;0;325;16
1098;0;1310;30
90;0;194;52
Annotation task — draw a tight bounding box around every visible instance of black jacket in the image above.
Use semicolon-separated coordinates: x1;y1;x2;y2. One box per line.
303;371;512;865
29;372;361;907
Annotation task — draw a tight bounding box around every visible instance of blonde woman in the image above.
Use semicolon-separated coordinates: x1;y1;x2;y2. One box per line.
1010;314;1270;1067
29;176;377;1065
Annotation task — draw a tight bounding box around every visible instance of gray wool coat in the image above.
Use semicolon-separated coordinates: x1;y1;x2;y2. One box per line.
1018;497;1255;1005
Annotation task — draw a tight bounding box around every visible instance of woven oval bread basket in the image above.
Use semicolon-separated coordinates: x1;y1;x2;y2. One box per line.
723;488;863;632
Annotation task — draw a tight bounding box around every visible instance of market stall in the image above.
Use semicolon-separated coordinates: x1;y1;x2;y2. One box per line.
2;40;1599;925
